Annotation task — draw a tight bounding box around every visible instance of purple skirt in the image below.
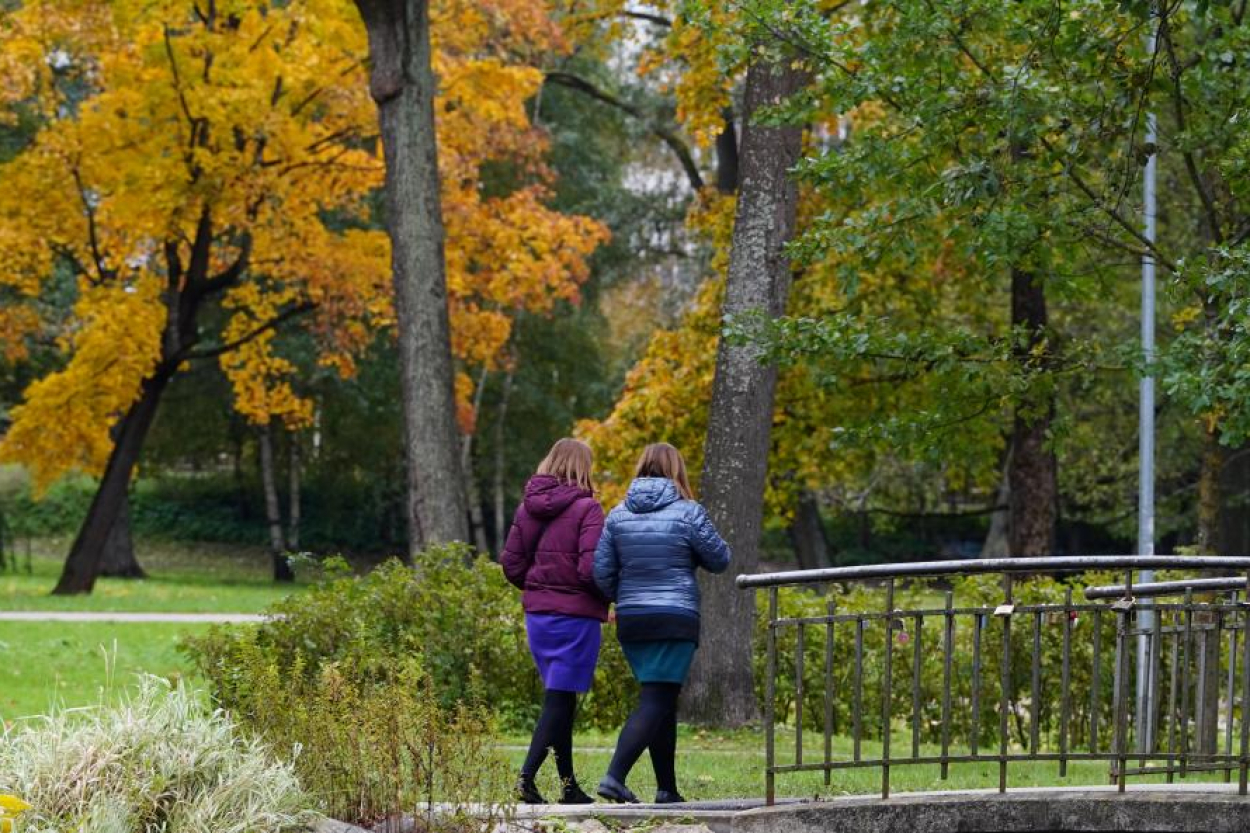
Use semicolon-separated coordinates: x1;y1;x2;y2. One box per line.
525;613;602;692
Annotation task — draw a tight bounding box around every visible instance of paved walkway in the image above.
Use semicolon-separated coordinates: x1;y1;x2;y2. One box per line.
0;611;264;623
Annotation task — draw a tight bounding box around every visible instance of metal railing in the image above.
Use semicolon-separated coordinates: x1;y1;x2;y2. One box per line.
738;556;1250;803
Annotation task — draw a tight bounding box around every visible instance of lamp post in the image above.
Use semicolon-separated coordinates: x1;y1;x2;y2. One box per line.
1135;13;1159;754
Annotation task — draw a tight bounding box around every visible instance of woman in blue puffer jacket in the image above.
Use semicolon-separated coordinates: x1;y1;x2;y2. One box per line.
593;442;731;804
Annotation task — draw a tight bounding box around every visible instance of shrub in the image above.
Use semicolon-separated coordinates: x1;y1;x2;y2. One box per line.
0;677;314;833
211;652;514;826
183;543;637;733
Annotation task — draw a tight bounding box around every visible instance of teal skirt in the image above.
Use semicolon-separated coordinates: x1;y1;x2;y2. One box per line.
621;639;697;684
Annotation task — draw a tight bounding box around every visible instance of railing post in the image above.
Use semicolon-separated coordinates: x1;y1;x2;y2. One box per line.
998;574;1013;793
765;586;777;806
941;590;954;780
824;600;835;787
1060;586;1072;778
1241;574;1250;794
1112;570;1133;792
882;579;895;799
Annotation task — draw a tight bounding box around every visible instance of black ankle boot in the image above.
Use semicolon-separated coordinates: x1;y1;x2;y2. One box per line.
596;774;638;804
655;789;686;804
559;779;595;804
516;775;546;804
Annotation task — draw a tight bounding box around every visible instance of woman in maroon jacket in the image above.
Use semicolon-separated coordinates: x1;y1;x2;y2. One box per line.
500;438;607;804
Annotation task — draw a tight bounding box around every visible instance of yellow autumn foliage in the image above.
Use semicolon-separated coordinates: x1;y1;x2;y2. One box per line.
0;0;608;487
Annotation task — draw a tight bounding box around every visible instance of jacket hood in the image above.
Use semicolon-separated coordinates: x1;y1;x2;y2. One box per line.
523;474;592;519
624;477;682;514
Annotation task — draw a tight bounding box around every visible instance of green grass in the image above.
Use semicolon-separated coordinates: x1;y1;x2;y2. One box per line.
0;620;215;721
501;726;1237;800
0;539;304;613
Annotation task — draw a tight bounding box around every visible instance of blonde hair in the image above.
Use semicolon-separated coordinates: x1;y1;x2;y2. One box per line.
634;442;694;500
536;438;594;491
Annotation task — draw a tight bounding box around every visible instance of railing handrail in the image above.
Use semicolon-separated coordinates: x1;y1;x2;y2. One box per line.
1085;576;1250;599
736;555;1250;589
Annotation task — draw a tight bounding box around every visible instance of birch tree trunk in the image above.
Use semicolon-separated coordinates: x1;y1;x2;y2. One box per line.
683;53;807;726
356;0;468;557
259;423;293;582
288;435;301;553
491;370;513;554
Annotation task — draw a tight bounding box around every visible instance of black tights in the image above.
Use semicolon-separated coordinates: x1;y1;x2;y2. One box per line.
521;689;578;782
607;682;681;792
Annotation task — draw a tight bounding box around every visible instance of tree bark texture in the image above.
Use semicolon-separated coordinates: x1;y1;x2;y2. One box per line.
1008;267;1058;557
491;370;513;555
1197;428;1225;554
357;0;468;556
715;108;739;194
683;56;806;726
788;489;833;570
981;451;1012;558
259;423;294;582
1220;446;1250;556
98;494;145;579
288;435;301;553
54;371;172;594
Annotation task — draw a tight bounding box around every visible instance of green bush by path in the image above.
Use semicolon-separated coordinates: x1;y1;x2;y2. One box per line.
183;543;637;732
0;621;211;720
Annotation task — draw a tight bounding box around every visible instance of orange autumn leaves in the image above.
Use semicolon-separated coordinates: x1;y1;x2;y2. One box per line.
0;0;607;490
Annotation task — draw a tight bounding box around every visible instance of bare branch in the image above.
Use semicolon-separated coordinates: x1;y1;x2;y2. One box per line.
544;71;705;191
622;9;671;27
182;301;315;361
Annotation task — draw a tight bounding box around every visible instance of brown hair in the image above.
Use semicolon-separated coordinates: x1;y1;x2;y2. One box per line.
634;442;694;500
536;438;594;491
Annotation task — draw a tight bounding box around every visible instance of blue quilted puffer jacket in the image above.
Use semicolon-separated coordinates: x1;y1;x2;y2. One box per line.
593;477;731;628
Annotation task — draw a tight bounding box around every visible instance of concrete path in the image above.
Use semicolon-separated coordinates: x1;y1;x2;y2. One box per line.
0;611;264;623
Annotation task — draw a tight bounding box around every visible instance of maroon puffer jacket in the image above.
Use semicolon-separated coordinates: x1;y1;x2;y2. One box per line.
499;474;608;621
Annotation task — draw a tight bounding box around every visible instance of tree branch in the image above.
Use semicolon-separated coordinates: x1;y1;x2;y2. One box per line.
182;301;315;361
1158;5;1224;243
1038;135;1179;273
70;164;114;284
544;71;705;191
622;9;671;27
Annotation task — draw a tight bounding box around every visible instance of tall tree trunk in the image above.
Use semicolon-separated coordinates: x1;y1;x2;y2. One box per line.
1008;266;1057;557
982;449;1012;558
683;53;807;727
357;0;468;556
491;370;513;554
788;489;832;570
462;368;490;553
1220;446;1250;556
1194;431;1225;753
54;371;172;594
1197;427;1224;554
260;423;293;582
715;108;739;194
288;433;301;553
98;494;145;579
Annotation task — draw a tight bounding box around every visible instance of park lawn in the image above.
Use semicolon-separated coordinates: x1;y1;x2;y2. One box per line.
503;727;1235;801
0;539;304;613
0;620;214;721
